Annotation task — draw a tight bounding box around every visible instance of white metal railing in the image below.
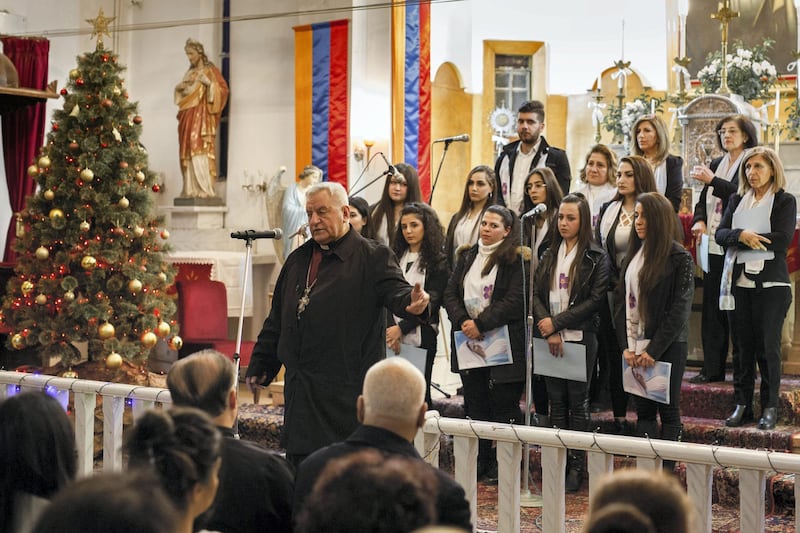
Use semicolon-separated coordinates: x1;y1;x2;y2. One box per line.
0;370;172;476
414;411;800;533
3;370;798;533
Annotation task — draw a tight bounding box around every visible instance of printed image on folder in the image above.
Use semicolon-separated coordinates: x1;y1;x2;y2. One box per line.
454;326;513;370
622;359;672;404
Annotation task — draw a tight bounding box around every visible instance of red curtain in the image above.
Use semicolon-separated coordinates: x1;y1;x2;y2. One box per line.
1;37;49;262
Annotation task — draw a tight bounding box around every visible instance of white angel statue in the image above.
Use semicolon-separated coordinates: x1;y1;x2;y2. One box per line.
265;165;323;262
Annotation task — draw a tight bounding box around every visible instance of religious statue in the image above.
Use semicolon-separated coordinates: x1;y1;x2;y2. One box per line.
281;165;322;257
175;38;229;199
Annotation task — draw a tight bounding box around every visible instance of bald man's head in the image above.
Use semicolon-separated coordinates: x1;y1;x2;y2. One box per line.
361;358;426;427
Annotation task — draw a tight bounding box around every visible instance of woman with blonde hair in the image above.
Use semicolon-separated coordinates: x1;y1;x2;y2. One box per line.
630;114;683;212
716;146;797;430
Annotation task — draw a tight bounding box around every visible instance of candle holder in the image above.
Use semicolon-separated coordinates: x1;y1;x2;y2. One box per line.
711;0;740;95
770;121;785;154
588;90;606;143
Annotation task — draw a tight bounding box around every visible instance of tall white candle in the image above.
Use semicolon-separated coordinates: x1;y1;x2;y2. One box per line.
597;74;602;93
774;88;781;122
650;99;656;114
621;20;625;61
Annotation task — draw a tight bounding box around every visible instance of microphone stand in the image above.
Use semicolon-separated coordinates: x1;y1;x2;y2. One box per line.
520;217;543;507
231;233;256;438
428;139;453;205
350;168;393;198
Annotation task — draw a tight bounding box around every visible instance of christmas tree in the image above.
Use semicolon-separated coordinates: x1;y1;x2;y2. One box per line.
1;14;179;370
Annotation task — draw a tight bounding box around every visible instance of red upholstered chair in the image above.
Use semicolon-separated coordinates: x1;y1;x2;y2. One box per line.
175;280;254;368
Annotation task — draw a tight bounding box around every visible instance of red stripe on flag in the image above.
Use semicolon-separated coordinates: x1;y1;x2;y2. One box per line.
327;20;349;190
417;2;431;200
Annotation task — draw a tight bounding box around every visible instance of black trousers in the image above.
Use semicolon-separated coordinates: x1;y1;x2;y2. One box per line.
700;253;732;377
544;333;598;432
731;285;791;409
596;293;628;418
635;341;687;428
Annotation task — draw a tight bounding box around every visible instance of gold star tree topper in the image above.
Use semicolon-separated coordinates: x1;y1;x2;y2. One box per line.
86;8;116;49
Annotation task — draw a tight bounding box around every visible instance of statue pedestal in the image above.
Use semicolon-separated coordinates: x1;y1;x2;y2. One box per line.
161;205;227;230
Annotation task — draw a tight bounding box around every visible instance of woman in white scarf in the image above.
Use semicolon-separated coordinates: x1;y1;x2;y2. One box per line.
573;144;618;231
688;115;758;385
715;147;796;430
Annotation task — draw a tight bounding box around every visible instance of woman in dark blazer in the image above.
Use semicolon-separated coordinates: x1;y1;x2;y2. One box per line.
533;193;610;491
715;147;796;430
630;114;683;212
689;114;758;384
615;192;693;471
594;156;657;433
388;202;449;404
444;205;528;482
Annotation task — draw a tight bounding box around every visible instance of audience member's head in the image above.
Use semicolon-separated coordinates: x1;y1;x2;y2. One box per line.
125;407;222;530
0;391;76;532
583;469;693;533
167;349;237;423
32;472;181;533
295;449;438;533
358;357;427;440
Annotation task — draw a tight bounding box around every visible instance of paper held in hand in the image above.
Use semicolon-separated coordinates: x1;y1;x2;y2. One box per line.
454;326;513;370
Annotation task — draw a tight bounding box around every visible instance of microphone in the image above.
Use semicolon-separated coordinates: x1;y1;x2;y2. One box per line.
433;134;469;144
230;229;283;240
379;152;397;176
520;203;548;219
289;223;309;239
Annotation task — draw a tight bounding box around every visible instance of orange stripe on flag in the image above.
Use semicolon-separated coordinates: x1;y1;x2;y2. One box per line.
391;0;405;163
294;25;313;175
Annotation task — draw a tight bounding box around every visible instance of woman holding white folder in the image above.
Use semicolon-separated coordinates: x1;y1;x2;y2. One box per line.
715;147;796;431
614;192;693;471
532;193;610;492
444;205;528;483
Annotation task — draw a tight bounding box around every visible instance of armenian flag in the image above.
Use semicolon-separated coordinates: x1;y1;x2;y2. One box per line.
294;19;349;189
392;1;431;199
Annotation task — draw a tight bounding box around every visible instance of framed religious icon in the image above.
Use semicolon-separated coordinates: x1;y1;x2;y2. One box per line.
686;0;798;77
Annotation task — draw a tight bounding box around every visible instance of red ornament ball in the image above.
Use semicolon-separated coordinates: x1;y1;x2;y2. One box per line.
133;115;142;124
68;141;79;151
152;184;160;193
101;98;112;108
59;88;67;96
52;123;59;131
119;161;129;169
101;54;109;62
76;78;84;86
100;143;108;149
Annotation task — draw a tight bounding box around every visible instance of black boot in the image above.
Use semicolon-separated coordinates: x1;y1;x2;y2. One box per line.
565;450;585;492
758;407;778;430
725;404;754;427
660;423;683;473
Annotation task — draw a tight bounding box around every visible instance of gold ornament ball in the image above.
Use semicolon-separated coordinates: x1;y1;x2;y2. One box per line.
20;281;34;295
118;196;130;208
35;246;49;260
62;369;79;378
98;322;115;339
27;165;39;177
79;220;90;232
112;86;121;96
157;272;168;282
80;168;94;181
49;208;64;220
135;170;146;182
69;69;79;79
43;189;55;201
37;156;51;169
11;333;24;349
160;229;170;240
35;294;47;305
64;290;75;302
128;279;143;293
105;352;123;369
168;335;183;351
133;225;144;237
81;255;97;270
141;331;158;349
156;320;171;338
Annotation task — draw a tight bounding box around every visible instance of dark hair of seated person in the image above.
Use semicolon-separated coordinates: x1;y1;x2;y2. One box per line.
0;391;77;533
295;449;439;533
32;471;181;533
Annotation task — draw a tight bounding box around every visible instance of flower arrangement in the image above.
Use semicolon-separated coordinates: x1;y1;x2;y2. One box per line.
697;38;777;102
602;92;665;146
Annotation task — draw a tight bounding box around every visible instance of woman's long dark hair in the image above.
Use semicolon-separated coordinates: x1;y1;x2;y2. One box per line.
521;167;563;215
371;163;422;248
481;205;520;275
547;193;593;293
611;155;657;202
392;202;446;271
626;192;681;323
0;392;77;533
348;196;373;238
445;165;497;258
